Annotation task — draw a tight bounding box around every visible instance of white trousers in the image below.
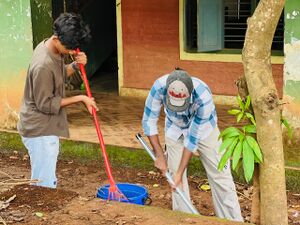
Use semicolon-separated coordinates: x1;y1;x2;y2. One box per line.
22;135;59;188
165;127;243;221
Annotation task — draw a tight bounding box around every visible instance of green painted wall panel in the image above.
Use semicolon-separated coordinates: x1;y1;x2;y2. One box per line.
285;80;300;102
285;0;300;43
0;0;33;79
30;0;52;48
283;0;300;127
0;0;33;126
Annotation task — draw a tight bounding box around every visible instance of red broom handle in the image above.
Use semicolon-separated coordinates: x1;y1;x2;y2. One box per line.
75;48;116;185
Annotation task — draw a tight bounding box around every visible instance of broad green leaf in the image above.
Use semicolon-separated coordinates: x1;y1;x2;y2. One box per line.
218;137;238;171
237;95;245;110
228;109;241;115
245;95;251;110
281;117;293;139
232;140;243;170
245;112;256;125
243;124;257;134
218;127;240;140
237;112;244;122
219;137;236;153
238;133;245;142
254;154;261;163
245;136;263;163
224;131;240;139
242;141;255;183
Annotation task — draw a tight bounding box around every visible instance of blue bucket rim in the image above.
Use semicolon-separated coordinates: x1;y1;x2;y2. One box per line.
98;182;147;189
97;183;148;202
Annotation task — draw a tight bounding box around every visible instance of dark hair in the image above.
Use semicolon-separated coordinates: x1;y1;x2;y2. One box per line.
53;13;91;50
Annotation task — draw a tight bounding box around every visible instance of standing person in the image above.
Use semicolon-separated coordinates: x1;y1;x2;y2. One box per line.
142;68;243;221
17;13;98;188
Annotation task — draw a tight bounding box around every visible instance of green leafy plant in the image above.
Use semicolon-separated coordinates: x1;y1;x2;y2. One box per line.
218;96;261;182
218;95;292;183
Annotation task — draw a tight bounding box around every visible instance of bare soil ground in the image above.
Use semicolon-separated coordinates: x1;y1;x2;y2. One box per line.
0;151;299;225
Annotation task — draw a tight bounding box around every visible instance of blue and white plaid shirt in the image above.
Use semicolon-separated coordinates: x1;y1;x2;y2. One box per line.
142;74;217;152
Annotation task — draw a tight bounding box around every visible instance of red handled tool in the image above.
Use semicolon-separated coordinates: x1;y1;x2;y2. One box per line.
75;48;127;201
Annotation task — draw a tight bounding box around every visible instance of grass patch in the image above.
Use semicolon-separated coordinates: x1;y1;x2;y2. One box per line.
283;129;300;168
60;139;154;170
0;131;25;153
286;169;300;192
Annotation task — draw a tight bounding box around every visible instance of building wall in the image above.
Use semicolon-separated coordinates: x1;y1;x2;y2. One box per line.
284;0;300;128
120;0;283;97
0;0;33;128
30;0;52;48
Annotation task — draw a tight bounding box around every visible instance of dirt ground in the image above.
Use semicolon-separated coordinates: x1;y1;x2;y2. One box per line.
0;151;299;225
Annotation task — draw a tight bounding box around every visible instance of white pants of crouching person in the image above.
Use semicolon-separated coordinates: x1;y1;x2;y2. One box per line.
165;127;244;222
21;135;59;188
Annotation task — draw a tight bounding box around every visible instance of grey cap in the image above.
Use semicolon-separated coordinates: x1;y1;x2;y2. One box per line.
166;70;193;112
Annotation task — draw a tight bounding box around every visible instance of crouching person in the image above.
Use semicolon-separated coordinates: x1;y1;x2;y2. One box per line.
142;68;243;221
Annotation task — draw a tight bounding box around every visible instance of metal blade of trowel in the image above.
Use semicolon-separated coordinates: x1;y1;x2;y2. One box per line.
135;133;200;215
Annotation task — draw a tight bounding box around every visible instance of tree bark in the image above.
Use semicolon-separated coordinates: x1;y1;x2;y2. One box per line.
242;1;288;225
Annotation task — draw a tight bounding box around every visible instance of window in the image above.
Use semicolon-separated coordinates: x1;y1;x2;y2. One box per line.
184;0;284;53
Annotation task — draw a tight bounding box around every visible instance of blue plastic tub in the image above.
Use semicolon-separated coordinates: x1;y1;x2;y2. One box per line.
96;183;149;205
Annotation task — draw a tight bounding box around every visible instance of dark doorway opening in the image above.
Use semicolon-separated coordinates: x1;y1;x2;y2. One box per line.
52;0;118;94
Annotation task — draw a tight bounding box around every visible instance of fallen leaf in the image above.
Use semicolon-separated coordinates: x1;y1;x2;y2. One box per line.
148;171;156;175
199;184;210;191
153;184;159;188
35;212;44;218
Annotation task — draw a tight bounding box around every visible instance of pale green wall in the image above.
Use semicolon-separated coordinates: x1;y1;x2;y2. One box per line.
0;0;33;79
283;0;300;127
0;0;33;127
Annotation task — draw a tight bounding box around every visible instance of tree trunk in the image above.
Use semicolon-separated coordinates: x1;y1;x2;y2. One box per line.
242;1;288;225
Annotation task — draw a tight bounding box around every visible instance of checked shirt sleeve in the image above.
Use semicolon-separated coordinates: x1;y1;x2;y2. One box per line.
142;80;163;136
184;88;217;152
